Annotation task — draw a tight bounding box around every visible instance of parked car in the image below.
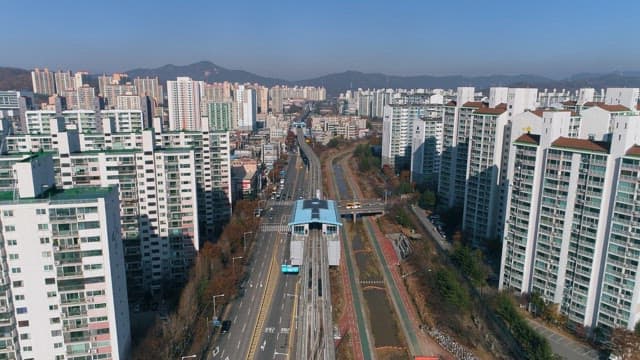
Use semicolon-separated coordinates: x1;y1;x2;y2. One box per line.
221;320;232;334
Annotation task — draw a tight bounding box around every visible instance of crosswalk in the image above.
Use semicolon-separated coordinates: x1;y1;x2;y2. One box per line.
259;224;289;233
264;327;290;334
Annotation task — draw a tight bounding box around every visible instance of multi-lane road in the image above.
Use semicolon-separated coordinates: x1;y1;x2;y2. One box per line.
211;113;336;360
210;150;303;360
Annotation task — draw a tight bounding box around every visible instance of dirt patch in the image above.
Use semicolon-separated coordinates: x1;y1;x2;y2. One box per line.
376;346;409;360
355;252;382;282
336;332;355;360
329;268;344;323
363;288;403;348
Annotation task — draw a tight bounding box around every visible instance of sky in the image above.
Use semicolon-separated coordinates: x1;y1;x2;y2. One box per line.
2;0;639;80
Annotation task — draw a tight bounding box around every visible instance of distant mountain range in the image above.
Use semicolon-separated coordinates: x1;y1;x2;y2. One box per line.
5;61;640;96
0;67;32;92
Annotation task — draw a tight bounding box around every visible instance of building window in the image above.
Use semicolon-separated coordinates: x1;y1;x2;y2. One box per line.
38;224;49;231
15;294;24;301
11;268;21;274
47;291;56;298
41;251;51;258
40;237;50;244
9;254;19;260
18;320;29;327
3;210;13;217
4;225;15;232
45;278;55;285
22;346;32;351
16;307;27;314
51;330;61;337
36;209;46;215
44;265;53;271
13;281;23;288
49;304;58;311
7;239;17;246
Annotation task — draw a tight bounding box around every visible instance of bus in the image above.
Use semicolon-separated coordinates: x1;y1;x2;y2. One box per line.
281;264;300;274
345;202;361;209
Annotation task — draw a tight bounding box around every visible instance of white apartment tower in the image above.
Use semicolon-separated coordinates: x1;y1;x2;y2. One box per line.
133;77;164;105
0;153;130;359
168;77;202;131
410;100;445;185
437;87;476;209
500;109;640;332
54;70;75;93
382;104;426;170
462;88;538;244
31;68;56;95
235;85;257;131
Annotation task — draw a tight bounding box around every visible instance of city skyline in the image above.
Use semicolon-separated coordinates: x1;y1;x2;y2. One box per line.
2;0;639;80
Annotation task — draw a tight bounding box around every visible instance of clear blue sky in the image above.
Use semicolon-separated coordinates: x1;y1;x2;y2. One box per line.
2;0;638;80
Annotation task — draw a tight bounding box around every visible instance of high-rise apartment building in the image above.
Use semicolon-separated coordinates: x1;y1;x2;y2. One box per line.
462;105;510;243
62;110;100;133
208;102;233;131
0;153;130;359
115;95;142;111
103;84;137;108
133;77;164;105
268;85;326;114
410;100;445;185
0;90;33;133
500;110;640;332
25;110;58;134
235;85;256;131
31;68;56;95
101;110;144;133
0;118;231;297
381;104;425;170
438;87;477;209
62;86;97;111
167;77;202;131
54;70;75;93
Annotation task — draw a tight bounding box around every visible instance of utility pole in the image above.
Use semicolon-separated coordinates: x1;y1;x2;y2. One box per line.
212;294;224;321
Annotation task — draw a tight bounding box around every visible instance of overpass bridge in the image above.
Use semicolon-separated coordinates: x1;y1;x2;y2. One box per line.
336;200;385;221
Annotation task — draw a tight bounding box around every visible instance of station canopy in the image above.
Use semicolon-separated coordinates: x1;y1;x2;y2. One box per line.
288;199;342;227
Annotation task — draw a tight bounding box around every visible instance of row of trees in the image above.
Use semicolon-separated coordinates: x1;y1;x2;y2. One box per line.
493;293;555;359
132;200;260;359
353;143;380;172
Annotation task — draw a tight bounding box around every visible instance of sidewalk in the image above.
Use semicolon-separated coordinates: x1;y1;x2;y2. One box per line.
527;319;600;360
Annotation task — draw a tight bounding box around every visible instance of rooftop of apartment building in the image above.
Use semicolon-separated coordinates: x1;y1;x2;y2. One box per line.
583;102;632;112
625;145;640;157
474;106;507;115
514;133;541;145
0;185;115;202
552;137;611;153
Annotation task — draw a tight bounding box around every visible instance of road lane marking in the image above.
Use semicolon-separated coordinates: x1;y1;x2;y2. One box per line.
242;323;247;333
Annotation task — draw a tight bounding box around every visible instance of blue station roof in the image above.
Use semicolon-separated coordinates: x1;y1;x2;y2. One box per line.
288;199;342;227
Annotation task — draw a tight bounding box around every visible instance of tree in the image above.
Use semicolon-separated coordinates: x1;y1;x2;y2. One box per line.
610;328;640;360
327;138;340;148
434;269;470;310
396;181;413;195
451;245;488;287
418;189;436;210
529;291;546;318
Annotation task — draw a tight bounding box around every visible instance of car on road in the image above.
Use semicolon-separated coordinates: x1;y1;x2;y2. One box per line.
221;320;232;334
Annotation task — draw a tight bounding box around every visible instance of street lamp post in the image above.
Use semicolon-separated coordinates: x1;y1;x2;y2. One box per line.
232;256;243;278
243;231;253;253
212;294;224;320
